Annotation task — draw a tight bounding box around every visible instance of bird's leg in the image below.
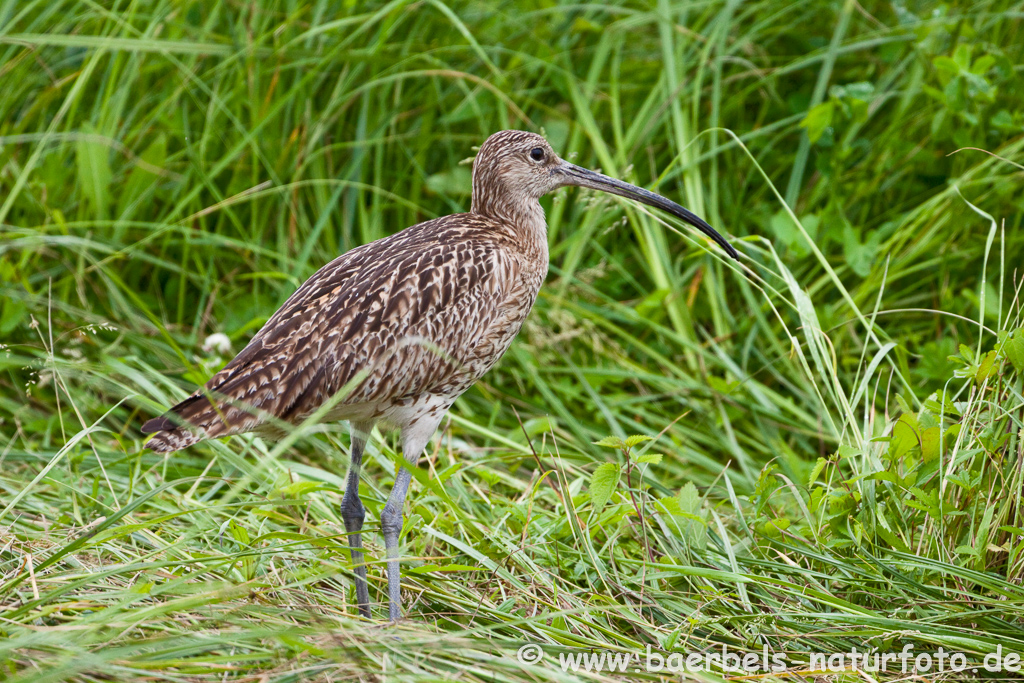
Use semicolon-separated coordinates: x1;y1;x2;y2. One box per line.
380;418;440;622
341;422;373;618
381;467;413;622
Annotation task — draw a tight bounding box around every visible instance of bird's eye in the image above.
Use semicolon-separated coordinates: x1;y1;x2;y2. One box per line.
529;147;545;162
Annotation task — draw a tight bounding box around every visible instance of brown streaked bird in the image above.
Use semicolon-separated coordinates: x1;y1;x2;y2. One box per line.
142;130;740;621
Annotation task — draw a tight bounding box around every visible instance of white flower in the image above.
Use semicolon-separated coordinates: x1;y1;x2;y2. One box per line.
202;333;232;356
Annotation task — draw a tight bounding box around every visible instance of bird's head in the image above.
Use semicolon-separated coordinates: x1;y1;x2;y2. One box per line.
471;130;738;260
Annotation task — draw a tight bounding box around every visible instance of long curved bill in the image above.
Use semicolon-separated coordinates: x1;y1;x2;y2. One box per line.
557;163;739;260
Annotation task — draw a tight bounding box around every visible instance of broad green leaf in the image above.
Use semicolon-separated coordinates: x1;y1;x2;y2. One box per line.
808;457;828;486
425;166;472;196
678;482;701;515
991;109;1016;132
522;416;555;438
770;210;817;256
635;288;670;320
842;224;880;277
593;436;625;449
503;504;527;524
1002;329;1024;372
971;54;995;75
976;350;998;383
625;435;653;449
889;414;919;460
589;463;620;514
758;517;790;538
952;43;972;68
276;480;323;498
408;564;481;574
228;520;250;545
864;471;899;484
932;55;960;86
0;297;26;335
800;101;833;143
636;453;662;465
920;426;941;462
663;482;708;548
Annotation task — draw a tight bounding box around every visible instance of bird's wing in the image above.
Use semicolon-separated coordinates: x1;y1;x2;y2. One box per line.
142;216;518;448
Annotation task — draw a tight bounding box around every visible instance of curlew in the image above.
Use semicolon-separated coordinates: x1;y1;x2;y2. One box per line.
142;130;739;621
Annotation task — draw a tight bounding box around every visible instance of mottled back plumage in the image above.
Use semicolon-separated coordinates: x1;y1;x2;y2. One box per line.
143;131;550;453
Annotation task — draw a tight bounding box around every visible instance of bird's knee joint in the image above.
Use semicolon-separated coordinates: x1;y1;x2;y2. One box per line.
341;491;365;521
380;506;403;537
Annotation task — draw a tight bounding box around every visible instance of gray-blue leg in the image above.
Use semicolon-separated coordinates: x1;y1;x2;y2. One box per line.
381;467;413;621
380;419;441;622
341;423;373;618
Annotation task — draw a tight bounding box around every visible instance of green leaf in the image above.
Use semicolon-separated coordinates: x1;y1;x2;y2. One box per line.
666;482;708;548
425;166;472;196
636;453;662;465
589;463;620;514
920;426;941;462
228;520;250;546
503;504;527;524
625;435;653;449
864;471;899;484
876;524;909;552
593;436;625;449
276;480;323;498
976;350;998;383
842;81;874;100
707;375;738;394
521;416;555;438
837;444;865;459
808;457;828;486
991;109;1017;132
800;101;834;143
408;563;481;574
770;210;799;245
0;297;26;335
757;517;790;538
678;482;700;514
932;55;960;86
889;414;919;460
635;288;670;320
952;43;972;68
842;224;880;277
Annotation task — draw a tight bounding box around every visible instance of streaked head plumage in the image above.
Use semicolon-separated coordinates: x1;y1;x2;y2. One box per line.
472;130;563;203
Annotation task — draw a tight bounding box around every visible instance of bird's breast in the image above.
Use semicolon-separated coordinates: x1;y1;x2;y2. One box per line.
460;257;546;370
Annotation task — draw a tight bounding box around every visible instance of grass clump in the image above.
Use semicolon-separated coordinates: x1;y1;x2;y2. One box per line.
1;0;1023;680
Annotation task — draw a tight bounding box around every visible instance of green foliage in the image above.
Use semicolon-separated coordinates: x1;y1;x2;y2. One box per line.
588;461;620;515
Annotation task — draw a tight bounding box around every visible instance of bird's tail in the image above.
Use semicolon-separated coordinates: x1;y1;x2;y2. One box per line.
143;426;205;453
141;393;234;453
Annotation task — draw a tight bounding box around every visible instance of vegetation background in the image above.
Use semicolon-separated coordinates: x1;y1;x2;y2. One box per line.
1;0;1022;680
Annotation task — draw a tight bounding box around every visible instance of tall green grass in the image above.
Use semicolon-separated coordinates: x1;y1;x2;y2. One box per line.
1;0;1023;680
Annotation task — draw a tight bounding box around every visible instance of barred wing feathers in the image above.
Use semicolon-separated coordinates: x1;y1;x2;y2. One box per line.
142;215;526;453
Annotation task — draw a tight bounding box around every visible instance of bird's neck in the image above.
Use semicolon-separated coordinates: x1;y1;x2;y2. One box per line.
471;192;549;260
